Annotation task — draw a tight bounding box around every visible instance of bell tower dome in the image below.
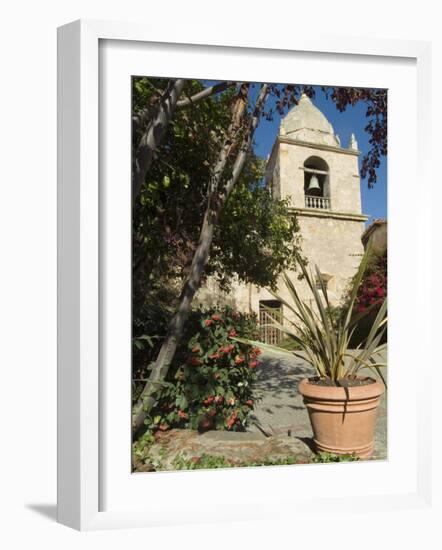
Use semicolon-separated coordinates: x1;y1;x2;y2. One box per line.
280;93;340;148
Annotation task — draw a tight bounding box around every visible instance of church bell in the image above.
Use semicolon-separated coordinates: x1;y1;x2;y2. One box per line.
307;174;320;191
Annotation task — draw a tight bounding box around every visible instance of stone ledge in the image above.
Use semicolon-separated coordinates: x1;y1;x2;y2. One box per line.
279;136;361;156
136;429;314;471
290;207;369;222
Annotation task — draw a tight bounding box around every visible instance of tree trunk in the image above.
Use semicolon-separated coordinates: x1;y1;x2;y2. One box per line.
132;81;238;200
132;79;186;200
132;84;269;434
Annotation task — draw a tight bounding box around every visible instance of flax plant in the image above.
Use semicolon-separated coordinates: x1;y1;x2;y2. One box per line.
237;242;387;386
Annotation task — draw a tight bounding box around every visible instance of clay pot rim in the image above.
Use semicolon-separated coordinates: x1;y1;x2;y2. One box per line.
298;376;385;401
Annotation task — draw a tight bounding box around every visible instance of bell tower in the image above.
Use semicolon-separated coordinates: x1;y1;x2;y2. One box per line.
210;93;370;340
264;93;369;306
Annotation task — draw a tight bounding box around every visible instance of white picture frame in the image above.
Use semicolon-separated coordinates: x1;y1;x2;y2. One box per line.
57;19;433;531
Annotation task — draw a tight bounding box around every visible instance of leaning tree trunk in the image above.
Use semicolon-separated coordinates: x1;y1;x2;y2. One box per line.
132;84;269;433
132;80;237;200
132;79;186;200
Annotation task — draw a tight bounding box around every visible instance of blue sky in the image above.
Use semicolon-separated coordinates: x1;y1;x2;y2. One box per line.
251;85;387;224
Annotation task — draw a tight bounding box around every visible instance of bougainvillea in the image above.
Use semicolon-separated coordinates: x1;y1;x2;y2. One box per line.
137;306;262;434
350;251;387;346
355;252;387;313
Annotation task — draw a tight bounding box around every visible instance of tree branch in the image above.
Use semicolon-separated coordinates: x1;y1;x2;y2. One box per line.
132;84;269;434
132;79;186;200
176;81;237;108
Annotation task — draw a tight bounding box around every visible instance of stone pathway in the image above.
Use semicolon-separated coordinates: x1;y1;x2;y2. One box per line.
249;349;387;460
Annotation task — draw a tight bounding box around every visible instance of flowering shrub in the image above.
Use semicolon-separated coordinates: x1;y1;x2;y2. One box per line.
141;306;262;433
355;252;387;313
351;251;387;346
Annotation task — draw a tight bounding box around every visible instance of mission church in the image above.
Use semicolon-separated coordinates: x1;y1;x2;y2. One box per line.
198;93;369;344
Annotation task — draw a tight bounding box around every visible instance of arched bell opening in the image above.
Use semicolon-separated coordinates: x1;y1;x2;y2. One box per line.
303;156;330;209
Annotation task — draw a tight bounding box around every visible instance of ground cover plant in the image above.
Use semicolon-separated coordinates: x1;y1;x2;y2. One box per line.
132;446;360;472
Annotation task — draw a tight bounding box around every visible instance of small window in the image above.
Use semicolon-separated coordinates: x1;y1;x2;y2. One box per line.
315;277;324;290
315;273;331;291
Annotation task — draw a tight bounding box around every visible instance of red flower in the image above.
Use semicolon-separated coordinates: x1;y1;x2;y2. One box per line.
203;395;215;406
246;399;254;408
209;353;220;360
228;329;237;337
219;343;235;355
226;413;238;429
178;410;188;419
234;355;245;365
249;360;259;369
158;423;169;431
211;314;222;321
204;319;213;327
191;345;201;354
252;347;262;356
214;395;224;405
190;357;202;366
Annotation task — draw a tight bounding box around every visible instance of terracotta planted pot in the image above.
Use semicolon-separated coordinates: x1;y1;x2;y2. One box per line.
298;377;385;459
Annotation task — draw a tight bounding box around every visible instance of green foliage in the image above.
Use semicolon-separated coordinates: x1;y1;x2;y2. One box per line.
172;453;304;470
132;281;179;380
134;307;262;435
132;79;302;377
312;451;359;463
132;445;359;472
172;453;231;470
237;242;387;384
133;79;236;287
133;451;308;472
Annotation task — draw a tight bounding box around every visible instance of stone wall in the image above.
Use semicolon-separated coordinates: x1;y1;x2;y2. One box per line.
278;139;362;215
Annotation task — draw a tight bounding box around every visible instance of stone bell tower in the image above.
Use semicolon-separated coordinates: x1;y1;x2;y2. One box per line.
250;94;369;341
200;94;369;344
269;93;368;297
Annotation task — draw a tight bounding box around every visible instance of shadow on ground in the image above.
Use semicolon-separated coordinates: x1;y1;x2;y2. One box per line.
25;504;57;522
248;350;387;461
248;351;313;437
